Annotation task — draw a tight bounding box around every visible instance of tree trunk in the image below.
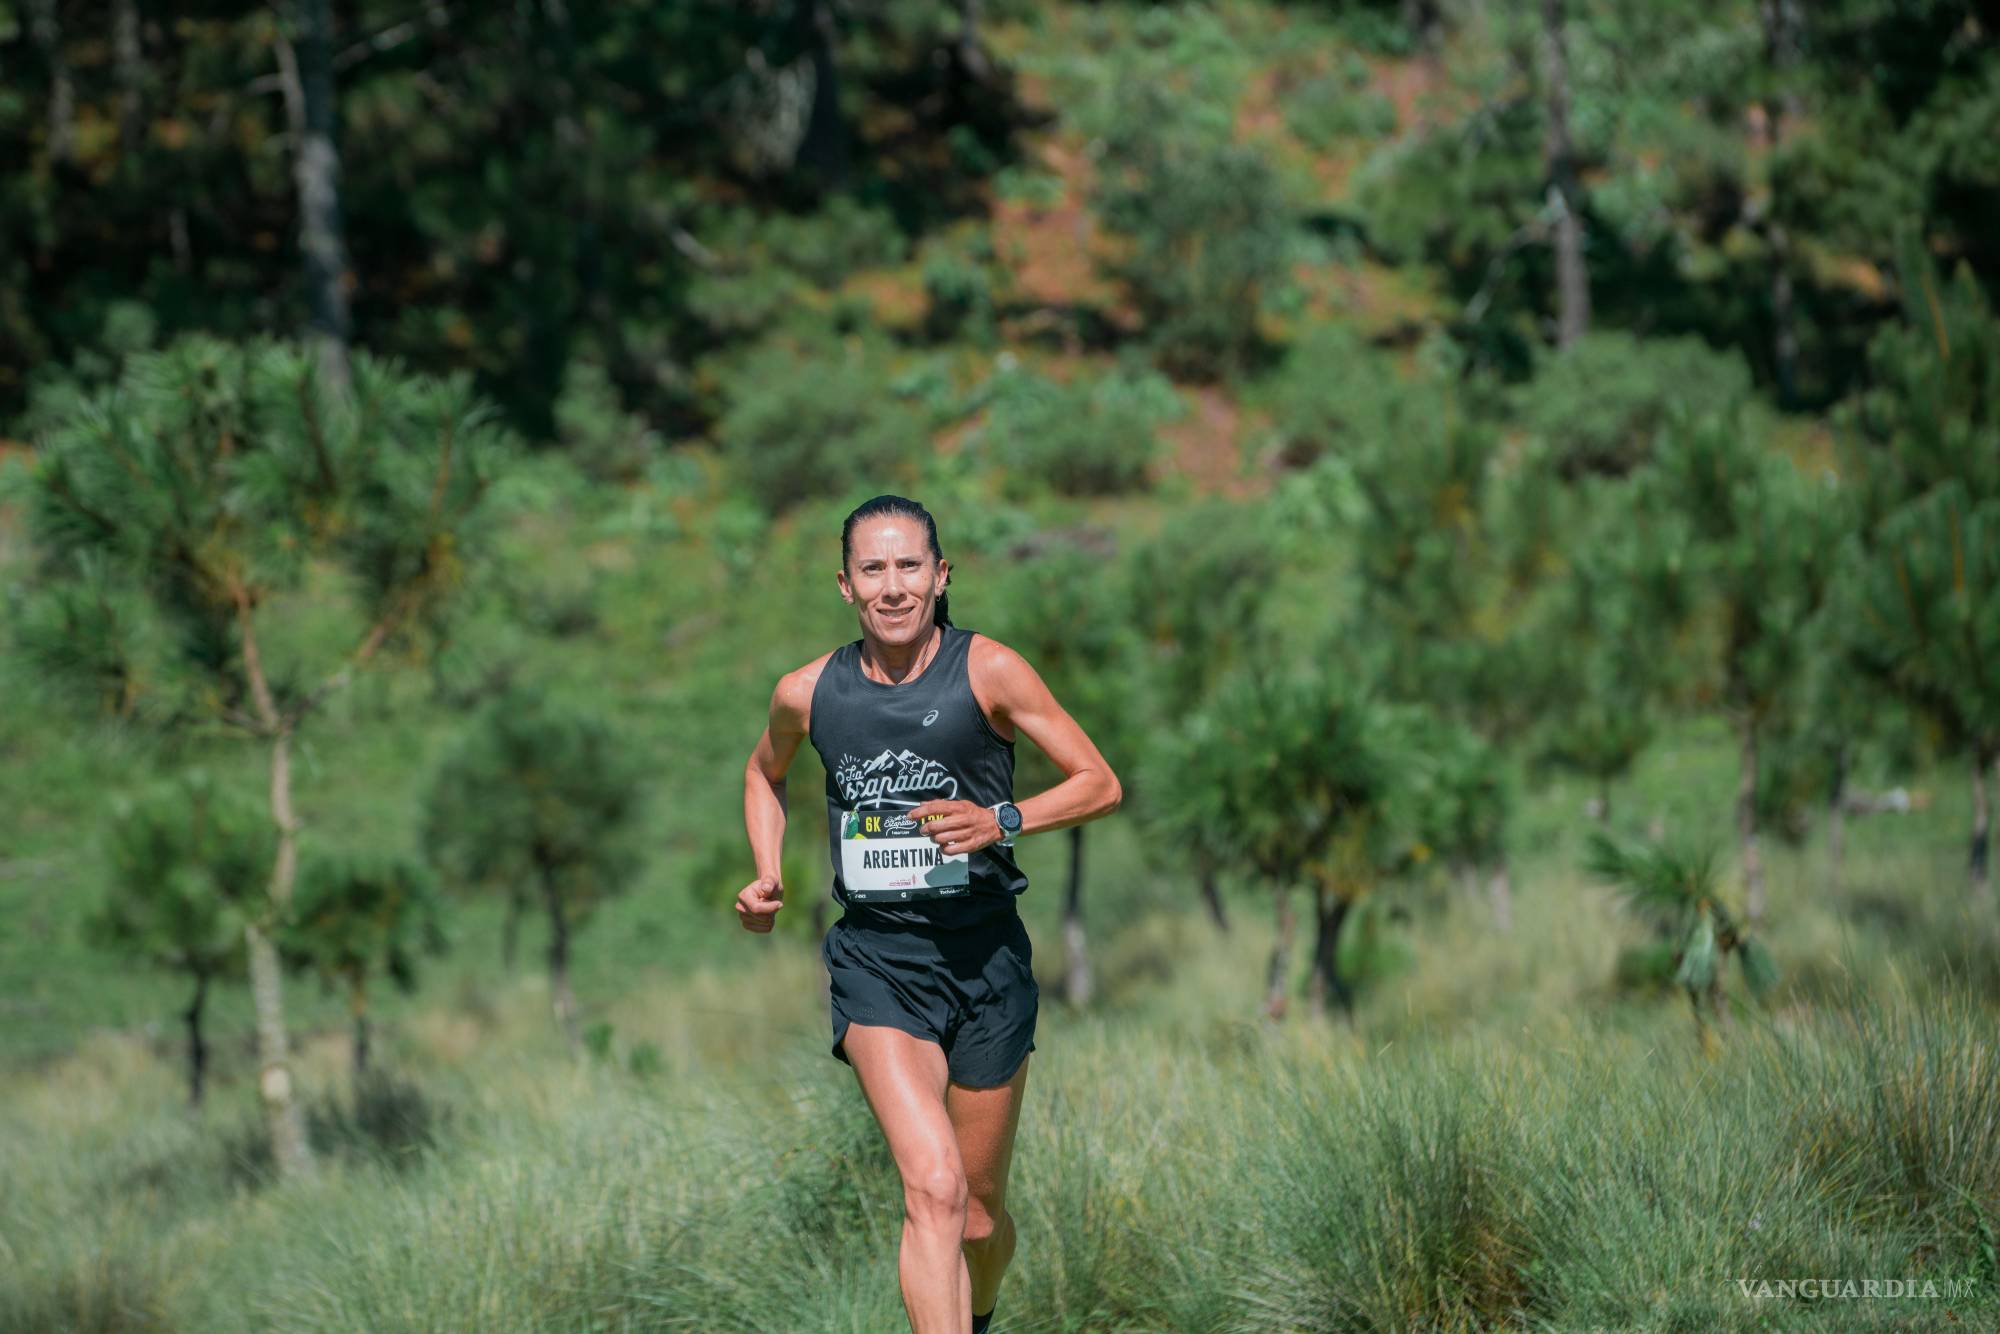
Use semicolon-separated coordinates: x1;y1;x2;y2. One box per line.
1198;864;1230;932
251;729;314;1178
236;588;313;1178
275;0;354;395
1539;0;1590;350
185;971;210;1110
1737;721;1767;925
349;972;370;1077
1972;748;1995;905
794;0;850;190
1487;856;1514;934
1826;743;1848;898
1757;0;1803;405
1263;886;1295;1021
1061;825;1092;1008
28;0;75;169
113;0;144;159
544;874;581;1054
1307;886;1354;1023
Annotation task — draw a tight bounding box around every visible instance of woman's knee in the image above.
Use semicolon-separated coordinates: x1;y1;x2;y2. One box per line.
962;1197;1010;1247
902;1159;969;1230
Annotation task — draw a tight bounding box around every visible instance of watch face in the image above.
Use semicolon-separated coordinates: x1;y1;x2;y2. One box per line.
998;802;1023;833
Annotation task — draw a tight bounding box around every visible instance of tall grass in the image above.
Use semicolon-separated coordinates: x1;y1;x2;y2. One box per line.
5;920;1997;1332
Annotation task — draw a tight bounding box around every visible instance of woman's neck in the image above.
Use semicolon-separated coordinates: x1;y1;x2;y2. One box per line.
859;621;942;685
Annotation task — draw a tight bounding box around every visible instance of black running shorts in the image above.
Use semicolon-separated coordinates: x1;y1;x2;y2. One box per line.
821;908;1038;1089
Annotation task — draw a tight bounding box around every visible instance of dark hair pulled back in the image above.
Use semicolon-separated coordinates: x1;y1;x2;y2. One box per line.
841;495;952;628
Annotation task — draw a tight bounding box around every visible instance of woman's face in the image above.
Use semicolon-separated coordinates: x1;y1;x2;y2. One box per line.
838;516;947;648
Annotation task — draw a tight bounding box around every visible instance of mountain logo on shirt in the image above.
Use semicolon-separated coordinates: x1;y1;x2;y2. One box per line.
835;749;960;806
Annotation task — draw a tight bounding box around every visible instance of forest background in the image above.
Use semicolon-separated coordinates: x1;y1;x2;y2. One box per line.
3;1;1999;1329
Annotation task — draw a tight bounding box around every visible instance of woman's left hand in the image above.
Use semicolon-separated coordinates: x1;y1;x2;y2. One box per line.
908;799;1003;855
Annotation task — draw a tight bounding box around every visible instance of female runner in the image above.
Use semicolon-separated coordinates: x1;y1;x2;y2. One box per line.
736;494;1122;1333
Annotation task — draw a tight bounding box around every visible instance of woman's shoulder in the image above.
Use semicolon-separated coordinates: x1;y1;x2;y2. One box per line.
962;630;1027;678
772;645;847;728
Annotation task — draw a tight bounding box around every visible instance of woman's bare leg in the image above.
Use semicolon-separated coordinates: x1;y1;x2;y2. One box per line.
840;1023;971;1333
950;1053;1030;1318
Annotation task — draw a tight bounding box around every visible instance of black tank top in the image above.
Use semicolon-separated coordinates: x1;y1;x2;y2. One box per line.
808;624;1027;929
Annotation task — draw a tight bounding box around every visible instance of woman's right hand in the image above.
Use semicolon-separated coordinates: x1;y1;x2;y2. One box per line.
735;875;784;932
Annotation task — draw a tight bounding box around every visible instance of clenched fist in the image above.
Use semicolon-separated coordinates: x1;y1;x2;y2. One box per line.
735;875;784;932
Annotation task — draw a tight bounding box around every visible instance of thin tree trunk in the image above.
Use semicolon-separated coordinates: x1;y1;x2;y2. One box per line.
544;873;581;1053
1062;825;1092;1007
794;0;850;189
1972;748;1994;904
1826;743;1848;897
1738;721;1766;925
1307;886;1354;1023
955;0;993;86
1539;0;1589;350
1488;856;1514;934
1263;885;1294;1021
28;0;75;168
1198;864;1230;932
237;590;314;1179
1758;0;1803;405
114;0;144;159
349;973;371;1077
185;971;210;1110
274;0;354;395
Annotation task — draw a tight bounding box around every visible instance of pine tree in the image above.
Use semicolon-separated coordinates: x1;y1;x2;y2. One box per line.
1833;246;2000;898
283;851;448;1078
424;691;647;1053
88;773;269;1109
20;336;513;1177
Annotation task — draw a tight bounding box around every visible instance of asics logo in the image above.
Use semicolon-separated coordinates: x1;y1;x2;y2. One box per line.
922;709;940;727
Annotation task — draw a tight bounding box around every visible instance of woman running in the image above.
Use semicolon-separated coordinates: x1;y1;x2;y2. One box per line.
736;494;1122;1334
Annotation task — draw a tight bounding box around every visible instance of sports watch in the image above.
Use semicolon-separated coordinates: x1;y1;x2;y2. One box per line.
991;801;1023;847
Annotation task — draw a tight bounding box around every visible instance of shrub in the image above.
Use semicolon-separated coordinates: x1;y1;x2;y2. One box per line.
1085;21;1294;377
965;364;1181;497
1512;331;1753;479
712;334;925;513
553;357;660;483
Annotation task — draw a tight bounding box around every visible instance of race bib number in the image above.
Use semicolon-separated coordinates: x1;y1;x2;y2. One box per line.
840;809;970;901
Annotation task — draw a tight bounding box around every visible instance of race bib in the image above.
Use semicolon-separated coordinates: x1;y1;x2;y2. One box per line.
840;809;970;901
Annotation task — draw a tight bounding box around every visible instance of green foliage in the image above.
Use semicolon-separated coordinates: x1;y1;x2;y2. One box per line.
1512;332;1754;481
284;852;449;1001
1832;483;2000;757
1640;406;1839;727
1513;480;1684;796
979;528;1143;792
424;690;648;929
1395;711;1512;874
1080;10;1294;375
553;357;659;484
1147;666;1400;890
961;363;1180;497
88;772;268;983
19;336;515;719
711;333;926;514
1124;500;1289;719
919;237;999;345
1841;248;2000;521
1584;827;1778;1021
1282;58;1398;149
